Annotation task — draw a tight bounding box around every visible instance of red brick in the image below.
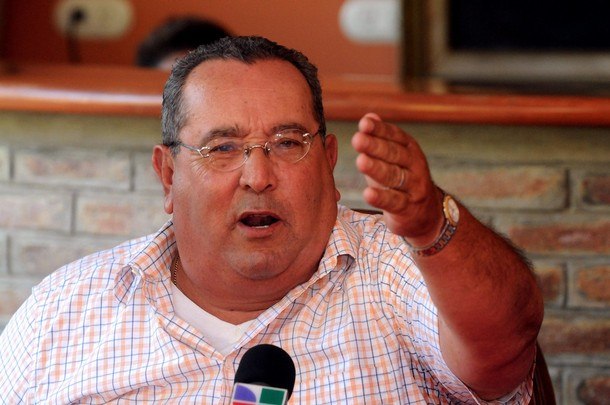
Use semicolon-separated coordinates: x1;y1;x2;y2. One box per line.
0;189;71;232
538;316;610;355
432;165;567;209
134;152;163;192
574;264;610;307
533;261;565;305
76;194;169;236
11;235;122;277
578;376;610;404
581;173;610;206
575;374;610;405
15;148;130;189
499;216;610;255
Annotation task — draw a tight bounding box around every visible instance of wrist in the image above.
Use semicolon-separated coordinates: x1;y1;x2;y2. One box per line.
404;189;460;257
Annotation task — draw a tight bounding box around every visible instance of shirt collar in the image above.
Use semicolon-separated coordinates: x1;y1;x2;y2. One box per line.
316;205;364;277
114;220;176;303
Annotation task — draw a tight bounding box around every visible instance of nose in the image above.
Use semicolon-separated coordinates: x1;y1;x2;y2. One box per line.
245;143;270;159
238;144;277;193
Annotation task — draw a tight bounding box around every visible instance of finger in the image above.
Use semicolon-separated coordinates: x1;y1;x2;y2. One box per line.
362;172;403;192
358;114;411;147
362;185;410;214
357;112;381;134
351;131;409;167
361;173;385;190
356;153;409;191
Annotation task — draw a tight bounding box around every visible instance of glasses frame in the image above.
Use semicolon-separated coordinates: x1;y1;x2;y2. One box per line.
171;129;321;172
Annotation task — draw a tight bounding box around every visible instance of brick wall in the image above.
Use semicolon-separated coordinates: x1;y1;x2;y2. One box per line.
1;111;609;403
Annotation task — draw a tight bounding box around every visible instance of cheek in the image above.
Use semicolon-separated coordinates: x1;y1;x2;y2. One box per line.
291;164;336;212
180;169;241;212
172;181;231;249
172;171;215;221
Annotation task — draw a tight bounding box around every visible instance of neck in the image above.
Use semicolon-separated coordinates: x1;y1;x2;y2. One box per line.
172;255;308;325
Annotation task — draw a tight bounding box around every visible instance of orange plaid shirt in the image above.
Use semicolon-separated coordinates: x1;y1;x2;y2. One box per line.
0;206;532;404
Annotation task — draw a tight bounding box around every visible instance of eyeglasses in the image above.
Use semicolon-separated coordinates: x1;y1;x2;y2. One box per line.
172;128;320;172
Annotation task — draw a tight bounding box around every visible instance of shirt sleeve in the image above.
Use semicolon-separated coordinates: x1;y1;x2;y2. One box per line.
382;244;534;404
0;292;40;403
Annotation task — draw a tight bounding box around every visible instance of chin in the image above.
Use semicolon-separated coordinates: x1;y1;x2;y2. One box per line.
231;253;285;279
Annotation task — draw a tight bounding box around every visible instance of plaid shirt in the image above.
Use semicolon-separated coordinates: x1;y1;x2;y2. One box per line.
0;205;532;404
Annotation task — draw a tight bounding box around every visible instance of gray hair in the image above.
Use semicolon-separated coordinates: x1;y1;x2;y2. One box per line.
161;36;326;153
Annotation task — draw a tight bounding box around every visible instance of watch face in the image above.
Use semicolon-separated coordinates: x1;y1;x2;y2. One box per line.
444;196;460;226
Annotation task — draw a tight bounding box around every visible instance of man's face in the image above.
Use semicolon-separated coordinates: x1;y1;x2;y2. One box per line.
155;59;339;301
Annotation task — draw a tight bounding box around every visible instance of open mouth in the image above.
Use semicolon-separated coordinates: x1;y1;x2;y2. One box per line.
239;214;280;228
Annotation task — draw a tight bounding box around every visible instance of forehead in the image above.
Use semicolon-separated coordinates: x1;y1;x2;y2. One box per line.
181;59;315;130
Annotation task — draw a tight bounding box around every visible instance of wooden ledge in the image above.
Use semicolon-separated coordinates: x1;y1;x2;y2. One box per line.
2;63;610;127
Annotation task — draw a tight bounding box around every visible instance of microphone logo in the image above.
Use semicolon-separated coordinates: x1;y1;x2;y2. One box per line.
231;382;287;405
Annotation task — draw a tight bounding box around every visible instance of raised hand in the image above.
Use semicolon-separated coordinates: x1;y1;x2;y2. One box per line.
351;113;444;245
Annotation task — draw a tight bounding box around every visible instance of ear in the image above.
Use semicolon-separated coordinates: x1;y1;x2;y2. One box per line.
323;134;342;202
152;145;175;214
323;133;339;170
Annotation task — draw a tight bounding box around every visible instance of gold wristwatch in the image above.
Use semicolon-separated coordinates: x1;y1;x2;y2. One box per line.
407;190;459;257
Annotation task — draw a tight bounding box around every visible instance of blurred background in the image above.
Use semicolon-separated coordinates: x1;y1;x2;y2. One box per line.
0;0;398;76
3;0;610;90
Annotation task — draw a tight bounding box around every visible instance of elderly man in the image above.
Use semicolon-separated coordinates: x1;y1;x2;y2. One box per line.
0;36;543;403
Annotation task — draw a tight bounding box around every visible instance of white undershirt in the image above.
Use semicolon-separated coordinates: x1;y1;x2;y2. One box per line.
171;283;255;356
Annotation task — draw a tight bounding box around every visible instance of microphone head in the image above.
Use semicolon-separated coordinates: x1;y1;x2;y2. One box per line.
234;344;296;399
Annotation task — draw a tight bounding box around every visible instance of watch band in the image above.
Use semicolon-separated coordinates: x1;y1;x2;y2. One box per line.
405;190;459;257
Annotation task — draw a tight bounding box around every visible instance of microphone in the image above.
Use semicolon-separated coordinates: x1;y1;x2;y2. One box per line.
231;344;296;405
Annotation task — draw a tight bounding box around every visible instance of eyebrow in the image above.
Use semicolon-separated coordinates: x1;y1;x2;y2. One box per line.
199;127;240;145
273;122;309;134
200;122;310;144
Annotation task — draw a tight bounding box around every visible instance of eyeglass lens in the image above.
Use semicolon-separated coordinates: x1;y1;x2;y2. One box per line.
202;129;314;171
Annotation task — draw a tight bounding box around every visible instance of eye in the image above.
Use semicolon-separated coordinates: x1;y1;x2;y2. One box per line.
207;139;241;155
275;129;307;148
275;137;303;150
